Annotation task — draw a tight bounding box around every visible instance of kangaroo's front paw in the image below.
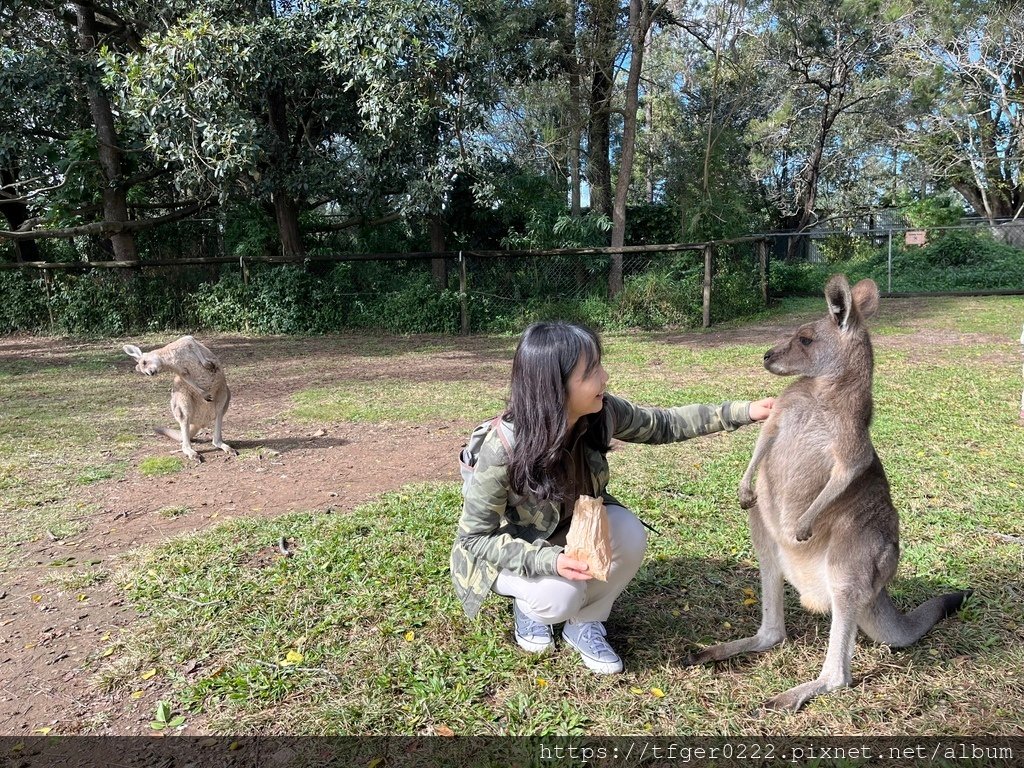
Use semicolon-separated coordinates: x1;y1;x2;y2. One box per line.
794;524;813;542
203;392;214;402
738;485;757;510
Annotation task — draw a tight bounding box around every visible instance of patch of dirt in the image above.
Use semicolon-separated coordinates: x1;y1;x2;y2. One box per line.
0;333;496;735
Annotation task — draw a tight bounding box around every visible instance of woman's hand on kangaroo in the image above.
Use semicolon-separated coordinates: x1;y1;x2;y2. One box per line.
749;397;776;422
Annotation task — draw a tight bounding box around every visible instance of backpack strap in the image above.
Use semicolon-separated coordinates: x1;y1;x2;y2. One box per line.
490;414;512;455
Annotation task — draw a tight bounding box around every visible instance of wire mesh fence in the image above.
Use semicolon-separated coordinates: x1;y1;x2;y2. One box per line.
1;218;1021;336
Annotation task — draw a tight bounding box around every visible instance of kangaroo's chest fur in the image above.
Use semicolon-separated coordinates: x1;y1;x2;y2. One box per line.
754;382;899;613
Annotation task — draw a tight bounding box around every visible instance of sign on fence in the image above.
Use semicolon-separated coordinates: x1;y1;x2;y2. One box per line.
905;230;927;246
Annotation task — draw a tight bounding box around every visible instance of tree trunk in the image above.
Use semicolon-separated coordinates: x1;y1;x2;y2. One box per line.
430;217;448;290
267;84;305;258
609;0;652;297
0;165;41;262
272;188;304;258
76;3;137;262
566;0;582;217
786;84;844;260
586;0;616;220
643;24;655;204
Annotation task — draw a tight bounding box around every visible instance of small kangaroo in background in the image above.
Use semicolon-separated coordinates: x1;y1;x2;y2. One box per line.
123;335;236;463
685;275;970;712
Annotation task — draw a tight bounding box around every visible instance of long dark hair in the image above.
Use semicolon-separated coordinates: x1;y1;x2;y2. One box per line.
505;321;610;502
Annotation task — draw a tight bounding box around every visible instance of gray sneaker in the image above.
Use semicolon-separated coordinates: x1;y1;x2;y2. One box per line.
562;620;623;674
513;603;554;653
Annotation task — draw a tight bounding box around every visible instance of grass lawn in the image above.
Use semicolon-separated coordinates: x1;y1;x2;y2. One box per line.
2;295;1023;735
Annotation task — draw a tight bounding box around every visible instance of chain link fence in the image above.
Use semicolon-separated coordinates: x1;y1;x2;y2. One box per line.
1;217;1021;336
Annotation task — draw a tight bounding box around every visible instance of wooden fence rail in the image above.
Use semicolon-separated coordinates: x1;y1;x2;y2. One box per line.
0;236;773;330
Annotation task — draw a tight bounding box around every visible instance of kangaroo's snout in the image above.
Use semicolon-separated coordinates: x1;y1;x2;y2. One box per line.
763;344;788;375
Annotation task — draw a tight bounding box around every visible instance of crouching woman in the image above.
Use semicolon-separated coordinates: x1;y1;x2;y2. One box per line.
450;321;773;673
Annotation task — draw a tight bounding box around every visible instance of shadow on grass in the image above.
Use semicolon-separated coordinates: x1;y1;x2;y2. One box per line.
230;436;350;453
612;555;1014;677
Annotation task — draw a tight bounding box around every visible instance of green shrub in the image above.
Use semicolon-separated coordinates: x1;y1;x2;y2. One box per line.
916;230;990;268
0;271;48;333
510;294;613;331
193;272;253;331
614;270;699;329
771;230;1024;295
48;272;142;336
348;272;461;334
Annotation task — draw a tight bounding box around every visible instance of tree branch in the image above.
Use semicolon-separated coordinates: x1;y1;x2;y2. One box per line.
0;202;209;241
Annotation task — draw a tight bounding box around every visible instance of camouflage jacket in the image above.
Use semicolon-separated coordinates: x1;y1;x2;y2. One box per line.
451;393;754;619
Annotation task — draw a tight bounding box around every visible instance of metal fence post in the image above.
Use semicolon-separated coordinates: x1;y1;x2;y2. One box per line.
459;251;469;335
887;231;893;293
702;243;714;328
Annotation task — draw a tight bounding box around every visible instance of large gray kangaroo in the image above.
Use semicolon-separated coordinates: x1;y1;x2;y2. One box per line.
685;275;970;711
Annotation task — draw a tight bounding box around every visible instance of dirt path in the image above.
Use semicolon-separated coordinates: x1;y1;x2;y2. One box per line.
0;333;509;734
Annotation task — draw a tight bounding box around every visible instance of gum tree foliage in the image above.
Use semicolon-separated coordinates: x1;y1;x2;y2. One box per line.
641;2;773;241
0;2;83;260
104;1;357;258
895;0;1024;224
103;0;562;259
0;0;194;261
744;0;903;252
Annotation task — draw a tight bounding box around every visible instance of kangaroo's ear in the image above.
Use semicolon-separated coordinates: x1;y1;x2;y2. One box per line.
824;274;854;330
123;344;143;360
851;279;879;320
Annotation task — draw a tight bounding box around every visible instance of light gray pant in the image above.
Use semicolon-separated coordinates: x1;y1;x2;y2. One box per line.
493;504;648;624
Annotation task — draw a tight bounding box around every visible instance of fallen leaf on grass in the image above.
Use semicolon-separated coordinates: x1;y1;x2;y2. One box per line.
650;688;666;698
279;650;304;666
32;728;51;735
404;631;415;642
435;725;455;737
131;691;145;700
140;669;157;680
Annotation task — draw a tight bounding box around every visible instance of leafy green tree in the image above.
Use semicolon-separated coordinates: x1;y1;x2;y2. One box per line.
0;1;211;261
745;0;902;256
897;1;1023;223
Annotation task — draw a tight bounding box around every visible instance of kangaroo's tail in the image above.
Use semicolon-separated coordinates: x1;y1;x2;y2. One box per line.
858;587;971;648
155;425;200;442
154;426;182;442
